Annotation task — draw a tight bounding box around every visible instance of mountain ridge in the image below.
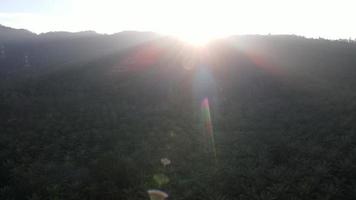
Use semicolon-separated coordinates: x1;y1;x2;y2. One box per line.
1;24;356;200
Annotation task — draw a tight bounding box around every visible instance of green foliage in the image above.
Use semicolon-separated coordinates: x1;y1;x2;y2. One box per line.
1;35;356;199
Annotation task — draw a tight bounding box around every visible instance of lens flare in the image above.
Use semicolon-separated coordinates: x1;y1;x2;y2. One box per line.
147;189;168;200
201;97;217;162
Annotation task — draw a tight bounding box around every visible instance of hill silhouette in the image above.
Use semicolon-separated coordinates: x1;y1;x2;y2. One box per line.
1;25;356;200
0;24;159;74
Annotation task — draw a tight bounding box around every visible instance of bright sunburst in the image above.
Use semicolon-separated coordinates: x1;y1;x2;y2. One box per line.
66;0;233;45
175;32;221;46
2;0;356;40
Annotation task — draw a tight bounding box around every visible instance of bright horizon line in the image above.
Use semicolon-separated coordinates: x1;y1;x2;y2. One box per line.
1;0;356;45
1;22;354;42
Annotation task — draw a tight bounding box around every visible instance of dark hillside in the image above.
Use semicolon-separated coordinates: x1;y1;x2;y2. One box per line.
0;25;158;74
1;27;356;199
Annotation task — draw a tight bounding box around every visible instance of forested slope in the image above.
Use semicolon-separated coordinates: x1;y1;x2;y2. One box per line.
1;27;356;199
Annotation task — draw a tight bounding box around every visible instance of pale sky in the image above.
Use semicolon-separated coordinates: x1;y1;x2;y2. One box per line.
1;0;355;43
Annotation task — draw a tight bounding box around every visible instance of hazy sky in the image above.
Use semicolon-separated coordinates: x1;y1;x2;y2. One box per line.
1;0;355;41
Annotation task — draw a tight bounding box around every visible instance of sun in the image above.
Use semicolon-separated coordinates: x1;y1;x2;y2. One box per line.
169;20;228;46
177;34;213;46
174;30;221;46
67;0;235;45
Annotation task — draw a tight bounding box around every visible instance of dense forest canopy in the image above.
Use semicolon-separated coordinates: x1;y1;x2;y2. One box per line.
1;24;356;200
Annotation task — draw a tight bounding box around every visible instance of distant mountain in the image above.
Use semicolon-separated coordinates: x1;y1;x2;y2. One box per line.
1;25;356;200
0;24;159;74
0;24;36;42
38;31;98;40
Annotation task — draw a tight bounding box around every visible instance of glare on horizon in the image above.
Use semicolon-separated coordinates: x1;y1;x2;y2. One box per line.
0;0;356;45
